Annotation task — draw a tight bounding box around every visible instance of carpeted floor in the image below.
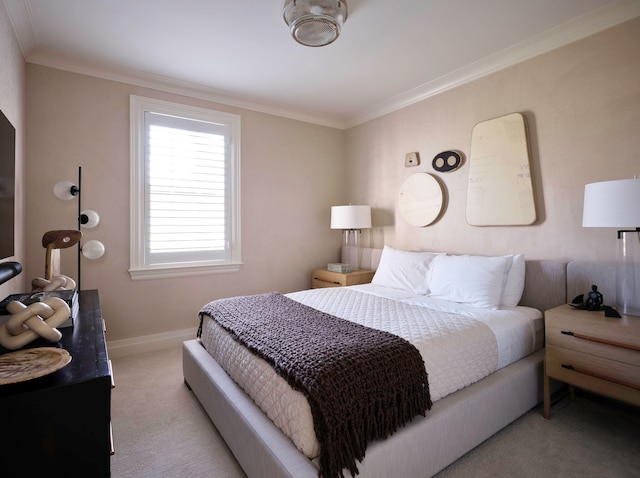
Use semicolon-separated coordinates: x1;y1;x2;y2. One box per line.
110;346;639;478
110;346;245;478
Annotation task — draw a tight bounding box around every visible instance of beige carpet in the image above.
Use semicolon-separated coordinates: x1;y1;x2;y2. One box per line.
111;346;639;478
110;346;245;478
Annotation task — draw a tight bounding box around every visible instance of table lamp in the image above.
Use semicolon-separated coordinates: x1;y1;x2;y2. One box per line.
330;205;371;271
583;177;640;316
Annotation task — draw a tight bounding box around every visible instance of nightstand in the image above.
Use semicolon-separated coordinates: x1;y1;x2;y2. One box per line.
311;268;375;289
543;304;640;419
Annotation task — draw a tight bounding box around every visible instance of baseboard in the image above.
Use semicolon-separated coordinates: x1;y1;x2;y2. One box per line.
107;327;197;358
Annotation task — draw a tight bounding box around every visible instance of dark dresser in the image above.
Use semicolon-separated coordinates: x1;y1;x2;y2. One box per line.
0;289;112;477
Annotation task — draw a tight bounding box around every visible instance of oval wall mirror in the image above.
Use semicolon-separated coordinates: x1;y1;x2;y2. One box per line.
398;173;444;227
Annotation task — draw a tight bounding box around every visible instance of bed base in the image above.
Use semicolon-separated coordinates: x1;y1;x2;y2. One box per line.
183;339;544;478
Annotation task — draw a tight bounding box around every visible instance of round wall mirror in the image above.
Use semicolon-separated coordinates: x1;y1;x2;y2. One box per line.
398;173;444;227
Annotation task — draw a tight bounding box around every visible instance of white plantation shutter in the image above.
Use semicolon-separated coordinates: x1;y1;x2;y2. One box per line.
130;96;241;279
146;113;228;263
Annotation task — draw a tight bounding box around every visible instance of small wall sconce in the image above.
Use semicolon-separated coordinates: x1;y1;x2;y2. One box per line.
53;166;105;289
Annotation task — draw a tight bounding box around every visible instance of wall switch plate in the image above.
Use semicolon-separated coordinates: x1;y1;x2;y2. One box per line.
405;152;420;167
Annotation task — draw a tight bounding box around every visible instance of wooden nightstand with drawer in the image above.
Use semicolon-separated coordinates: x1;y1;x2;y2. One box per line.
543;304;640;418
311;268;375;289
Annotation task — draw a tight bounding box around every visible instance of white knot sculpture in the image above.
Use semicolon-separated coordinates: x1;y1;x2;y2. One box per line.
0;298;70;350
31;275;77;292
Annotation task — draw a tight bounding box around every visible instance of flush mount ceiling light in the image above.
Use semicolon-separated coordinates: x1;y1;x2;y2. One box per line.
283;0;348;47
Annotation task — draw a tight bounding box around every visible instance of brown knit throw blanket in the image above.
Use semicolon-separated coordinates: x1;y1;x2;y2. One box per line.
199;292;431;478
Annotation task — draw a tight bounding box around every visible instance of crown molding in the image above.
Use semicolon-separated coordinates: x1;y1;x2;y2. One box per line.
345;0;640;128
3;0;345;129
6;0;639;130
25;49;347;130
3;0;38;56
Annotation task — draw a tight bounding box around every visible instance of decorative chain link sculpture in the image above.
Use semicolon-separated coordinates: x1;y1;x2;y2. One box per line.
0;298;71;350
31;275;77;292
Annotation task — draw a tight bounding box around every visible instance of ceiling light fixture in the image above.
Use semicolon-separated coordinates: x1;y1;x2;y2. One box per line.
283;0;348;47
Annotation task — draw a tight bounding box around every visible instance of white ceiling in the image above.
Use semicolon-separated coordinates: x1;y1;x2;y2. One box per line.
4;0;640;128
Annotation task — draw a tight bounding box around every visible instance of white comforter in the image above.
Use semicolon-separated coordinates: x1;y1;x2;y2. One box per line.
199;284;542;459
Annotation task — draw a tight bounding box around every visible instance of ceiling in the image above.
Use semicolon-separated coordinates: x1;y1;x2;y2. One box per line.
4;0;639;128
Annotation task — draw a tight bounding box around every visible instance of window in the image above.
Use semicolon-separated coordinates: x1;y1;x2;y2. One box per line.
130;96;241;279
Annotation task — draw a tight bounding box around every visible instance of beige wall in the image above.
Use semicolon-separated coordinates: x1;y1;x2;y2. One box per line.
24;66;346;341
14;15;640;345
345;18;640;263
0;2;26;297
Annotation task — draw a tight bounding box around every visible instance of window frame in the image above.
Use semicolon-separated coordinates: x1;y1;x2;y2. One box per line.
129;95;241;280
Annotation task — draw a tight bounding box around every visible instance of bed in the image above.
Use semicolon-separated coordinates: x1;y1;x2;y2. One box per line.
183;247;572;477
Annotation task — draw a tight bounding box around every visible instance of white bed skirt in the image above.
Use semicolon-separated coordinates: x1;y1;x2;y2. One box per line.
183;339;544;478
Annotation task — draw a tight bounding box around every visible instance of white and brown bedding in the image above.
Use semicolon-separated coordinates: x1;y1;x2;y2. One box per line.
196;248;546;477
198;291;430;478
198;283;542;477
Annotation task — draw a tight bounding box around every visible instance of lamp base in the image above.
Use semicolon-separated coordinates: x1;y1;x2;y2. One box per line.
341;230;362;271
617;230;640;317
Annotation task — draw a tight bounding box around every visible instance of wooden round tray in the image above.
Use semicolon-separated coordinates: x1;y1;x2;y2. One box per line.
0;347;72;385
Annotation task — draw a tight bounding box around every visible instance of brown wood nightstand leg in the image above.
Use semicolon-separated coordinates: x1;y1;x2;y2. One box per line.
569;384;575;401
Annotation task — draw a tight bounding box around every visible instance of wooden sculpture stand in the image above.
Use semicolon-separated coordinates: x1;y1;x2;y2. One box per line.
32;229;81;291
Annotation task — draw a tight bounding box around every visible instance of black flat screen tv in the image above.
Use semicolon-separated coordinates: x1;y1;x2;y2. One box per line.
0;108;15;260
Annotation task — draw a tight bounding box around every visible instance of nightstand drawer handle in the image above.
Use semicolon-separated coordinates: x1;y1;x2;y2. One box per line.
560;363;640;390
110;422;115;455
560;330;640;352
314;277;341;285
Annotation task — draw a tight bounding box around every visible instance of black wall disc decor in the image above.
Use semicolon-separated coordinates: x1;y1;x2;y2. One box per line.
432;150;463;172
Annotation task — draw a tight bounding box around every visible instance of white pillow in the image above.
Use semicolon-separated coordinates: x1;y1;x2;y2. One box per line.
371;246;442;295
428;254;512;309
501;253;525;307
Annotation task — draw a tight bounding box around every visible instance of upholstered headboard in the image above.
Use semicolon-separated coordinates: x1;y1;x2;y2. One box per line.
524;261;620;312
357;247;615;314
520;261;567;313
358;247;568;313
566;262;617;308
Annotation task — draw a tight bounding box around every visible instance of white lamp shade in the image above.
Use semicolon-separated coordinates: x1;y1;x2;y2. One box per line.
53;180;79;200
80;209;100;228
583;178;640;228
330;205;371;229
82;240;105;260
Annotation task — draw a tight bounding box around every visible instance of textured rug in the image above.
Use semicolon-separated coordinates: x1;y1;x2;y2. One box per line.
110;346;639;478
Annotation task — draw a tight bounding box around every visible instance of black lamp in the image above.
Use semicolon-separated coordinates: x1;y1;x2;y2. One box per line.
53;166;105;289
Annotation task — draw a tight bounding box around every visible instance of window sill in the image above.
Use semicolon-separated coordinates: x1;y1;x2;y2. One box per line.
128;262;242;280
